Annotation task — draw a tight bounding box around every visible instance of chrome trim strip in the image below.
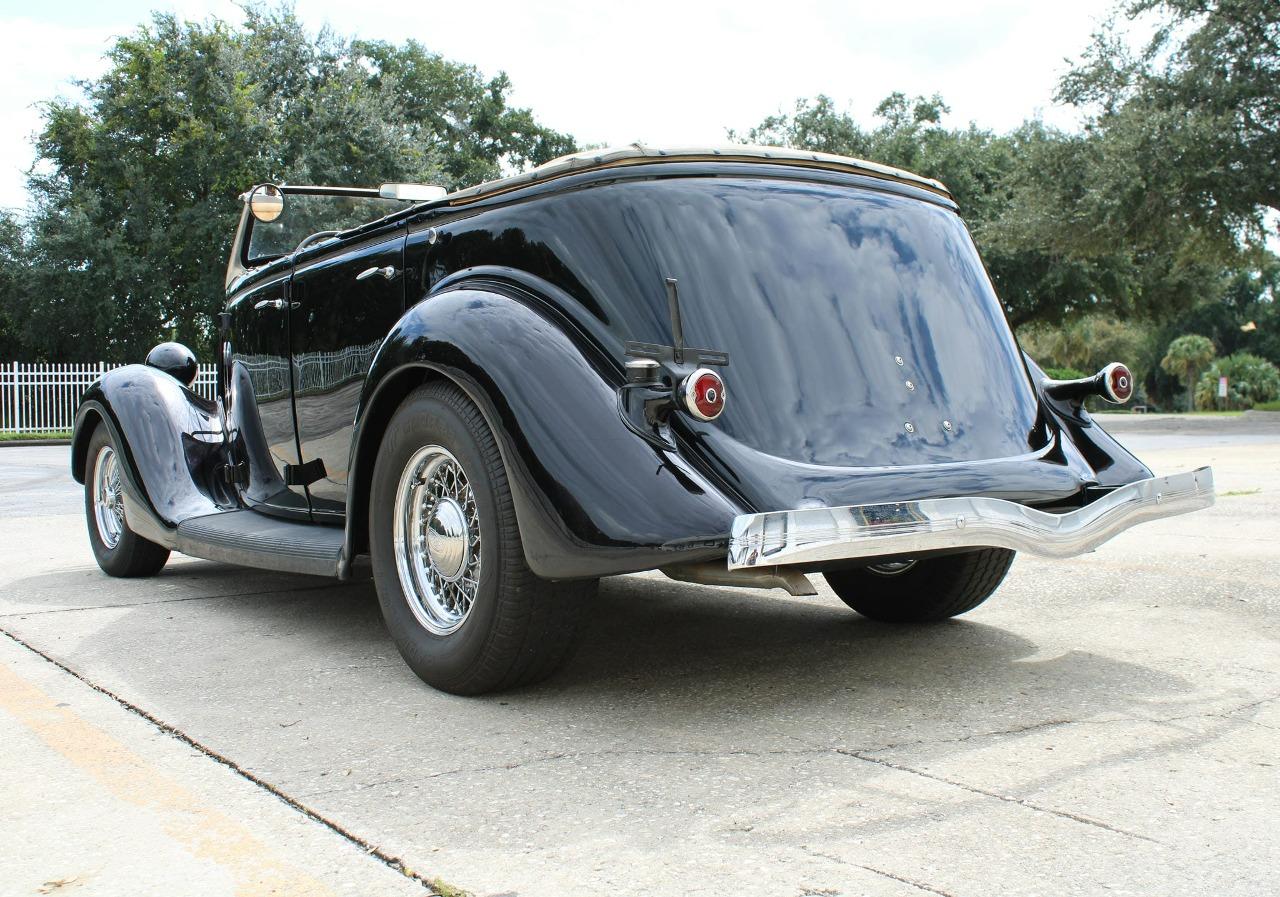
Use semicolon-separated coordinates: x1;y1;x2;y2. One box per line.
727;467;1214;570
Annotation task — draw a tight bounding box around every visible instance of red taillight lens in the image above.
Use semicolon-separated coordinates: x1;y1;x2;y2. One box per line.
1102;362;1134;404
682;368;725;421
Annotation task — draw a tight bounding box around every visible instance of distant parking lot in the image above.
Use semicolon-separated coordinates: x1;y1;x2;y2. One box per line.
2;414;1278;897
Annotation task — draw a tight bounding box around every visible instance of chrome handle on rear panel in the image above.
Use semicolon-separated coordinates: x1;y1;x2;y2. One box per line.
356;265;398;281
253;298;287;311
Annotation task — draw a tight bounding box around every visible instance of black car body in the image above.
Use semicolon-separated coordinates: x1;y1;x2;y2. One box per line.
71;145;1214;693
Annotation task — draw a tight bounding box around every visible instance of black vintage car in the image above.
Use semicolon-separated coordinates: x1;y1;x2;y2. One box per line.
72;145;1214;694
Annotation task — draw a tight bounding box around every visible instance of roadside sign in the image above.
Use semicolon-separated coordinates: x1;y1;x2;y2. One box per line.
1218;376;1229;398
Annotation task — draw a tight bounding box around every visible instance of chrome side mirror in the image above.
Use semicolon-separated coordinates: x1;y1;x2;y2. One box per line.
248;183;284;222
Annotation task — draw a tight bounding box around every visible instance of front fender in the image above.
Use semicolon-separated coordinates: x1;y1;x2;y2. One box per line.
72;365;225;533
350;288;743;579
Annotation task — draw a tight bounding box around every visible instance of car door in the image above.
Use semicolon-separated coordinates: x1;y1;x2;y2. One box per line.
224;261;311;519
289;224;407;521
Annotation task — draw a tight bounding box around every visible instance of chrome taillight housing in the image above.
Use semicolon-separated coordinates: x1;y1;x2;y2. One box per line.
681;368;725;421
1100;362;1134;404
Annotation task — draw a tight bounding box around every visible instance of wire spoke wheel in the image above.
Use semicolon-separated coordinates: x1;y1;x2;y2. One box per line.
392;445;482;635
92;445;125;550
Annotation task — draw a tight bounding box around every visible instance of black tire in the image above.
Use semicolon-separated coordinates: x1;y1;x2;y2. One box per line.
369;382;595;695
824;548;1014;622
83;425;170;577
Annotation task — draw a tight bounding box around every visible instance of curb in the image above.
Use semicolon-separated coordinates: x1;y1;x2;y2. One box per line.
0;439;71;447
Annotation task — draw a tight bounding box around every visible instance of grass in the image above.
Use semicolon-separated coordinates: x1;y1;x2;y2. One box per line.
0;429;71;441
1221;488;1262;498
1254;400;1280;412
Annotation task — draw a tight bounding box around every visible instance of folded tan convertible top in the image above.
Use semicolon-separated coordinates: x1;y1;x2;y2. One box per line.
446;143;952;204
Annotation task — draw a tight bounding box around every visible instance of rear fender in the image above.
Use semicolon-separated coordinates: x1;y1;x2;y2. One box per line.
347;288;741;579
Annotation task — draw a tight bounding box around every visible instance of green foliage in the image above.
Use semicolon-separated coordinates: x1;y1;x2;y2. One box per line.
3;5;574;362
1194;352;1280;409
1043;366;1089;381
1161;333;1217;410
1020;315;1150;385
1058;0;1280;250
0;212;28;359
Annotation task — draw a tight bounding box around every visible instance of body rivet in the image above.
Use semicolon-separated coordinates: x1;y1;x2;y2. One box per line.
942;420;953;431
905;380;915;391
904;422;915;434
894;355;904;366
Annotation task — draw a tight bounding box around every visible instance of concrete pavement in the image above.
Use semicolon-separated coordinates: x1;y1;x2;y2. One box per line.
1;419;1277;896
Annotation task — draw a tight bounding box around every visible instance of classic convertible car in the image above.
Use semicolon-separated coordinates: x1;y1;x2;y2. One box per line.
72;145;1214;694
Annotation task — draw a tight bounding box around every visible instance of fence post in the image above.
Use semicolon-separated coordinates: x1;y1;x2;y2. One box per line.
12;362;19;433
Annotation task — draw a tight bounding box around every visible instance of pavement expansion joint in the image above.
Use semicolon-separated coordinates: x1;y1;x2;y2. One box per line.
803;850;959;897
0;626;461;897
0;581;352;619
840;750;1160;843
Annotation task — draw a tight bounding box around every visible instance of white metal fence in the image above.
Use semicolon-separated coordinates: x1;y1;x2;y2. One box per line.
1;362;218;434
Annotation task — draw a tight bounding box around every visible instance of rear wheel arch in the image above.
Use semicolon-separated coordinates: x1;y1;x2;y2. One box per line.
348;364;513;559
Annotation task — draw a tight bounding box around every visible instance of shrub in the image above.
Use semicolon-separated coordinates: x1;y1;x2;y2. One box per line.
1194;353;1280;410
1043;366;1088;381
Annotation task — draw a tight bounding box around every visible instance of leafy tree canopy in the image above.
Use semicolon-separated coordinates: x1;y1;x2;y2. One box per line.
1058;0;1279;252
5;4;574;361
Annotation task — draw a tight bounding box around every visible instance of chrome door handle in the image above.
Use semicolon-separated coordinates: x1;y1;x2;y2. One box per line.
254;298;287;311
356;265;398;281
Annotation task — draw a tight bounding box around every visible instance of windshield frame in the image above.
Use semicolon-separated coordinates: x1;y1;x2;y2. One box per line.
239;185;413;270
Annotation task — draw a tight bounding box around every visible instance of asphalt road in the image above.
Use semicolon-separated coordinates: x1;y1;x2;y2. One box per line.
1;416;1277;897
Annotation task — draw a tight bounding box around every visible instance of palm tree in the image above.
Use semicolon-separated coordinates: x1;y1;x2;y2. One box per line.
1160;335;1215;412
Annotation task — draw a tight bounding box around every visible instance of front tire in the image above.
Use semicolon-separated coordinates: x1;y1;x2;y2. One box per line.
369;382;595;694
83;425;170;577
824;548;1014;622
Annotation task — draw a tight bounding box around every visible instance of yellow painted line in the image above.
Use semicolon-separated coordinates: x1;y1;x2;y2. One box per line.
0;661;339;896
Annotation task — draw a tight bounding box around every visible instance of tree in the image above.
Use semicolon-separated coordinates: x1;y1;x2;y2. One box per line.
0;212;28;359
1160;334;1216;411
1058;0;1280;254
9;5;575;362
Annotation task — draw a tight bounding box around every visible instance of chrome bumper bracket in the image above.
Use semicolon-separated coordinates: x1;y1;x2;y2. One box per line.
727;467;1214;570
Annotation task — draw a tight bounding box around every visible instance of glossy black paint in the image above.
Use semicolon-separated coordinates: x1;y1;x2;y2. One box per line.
71;365;229;531
349;288;739;578
144;342;199;386
290;225;406;514
76;160;1159;581
223;261;312;519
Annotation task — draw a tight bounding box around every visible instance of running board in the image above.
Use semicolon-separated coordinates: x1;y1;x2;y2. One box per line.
175;511;344;577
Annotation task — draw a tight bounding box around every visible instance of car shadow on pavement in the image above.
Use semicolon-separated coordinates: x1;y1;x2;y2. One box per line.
4;562;1196;742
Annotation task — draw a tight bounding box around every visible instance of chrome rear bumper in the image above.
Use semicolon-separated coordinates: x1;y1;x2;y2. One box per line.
727;467;1214;570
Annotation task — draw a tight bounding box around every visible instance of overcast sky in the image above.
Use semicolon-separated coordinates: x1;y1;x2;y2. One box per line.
0;0;1118;210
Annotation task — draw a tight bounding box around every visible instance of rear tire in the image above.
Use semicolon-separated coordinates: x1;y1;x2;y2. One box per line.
369;382;595;695
824;548;1014;622
83;425;170;577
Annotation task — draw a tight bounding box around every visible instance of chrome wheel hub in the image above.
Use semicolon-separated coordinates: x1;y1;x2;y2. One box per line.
393;446;481;635
93;445;125;550
426;497;469;580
